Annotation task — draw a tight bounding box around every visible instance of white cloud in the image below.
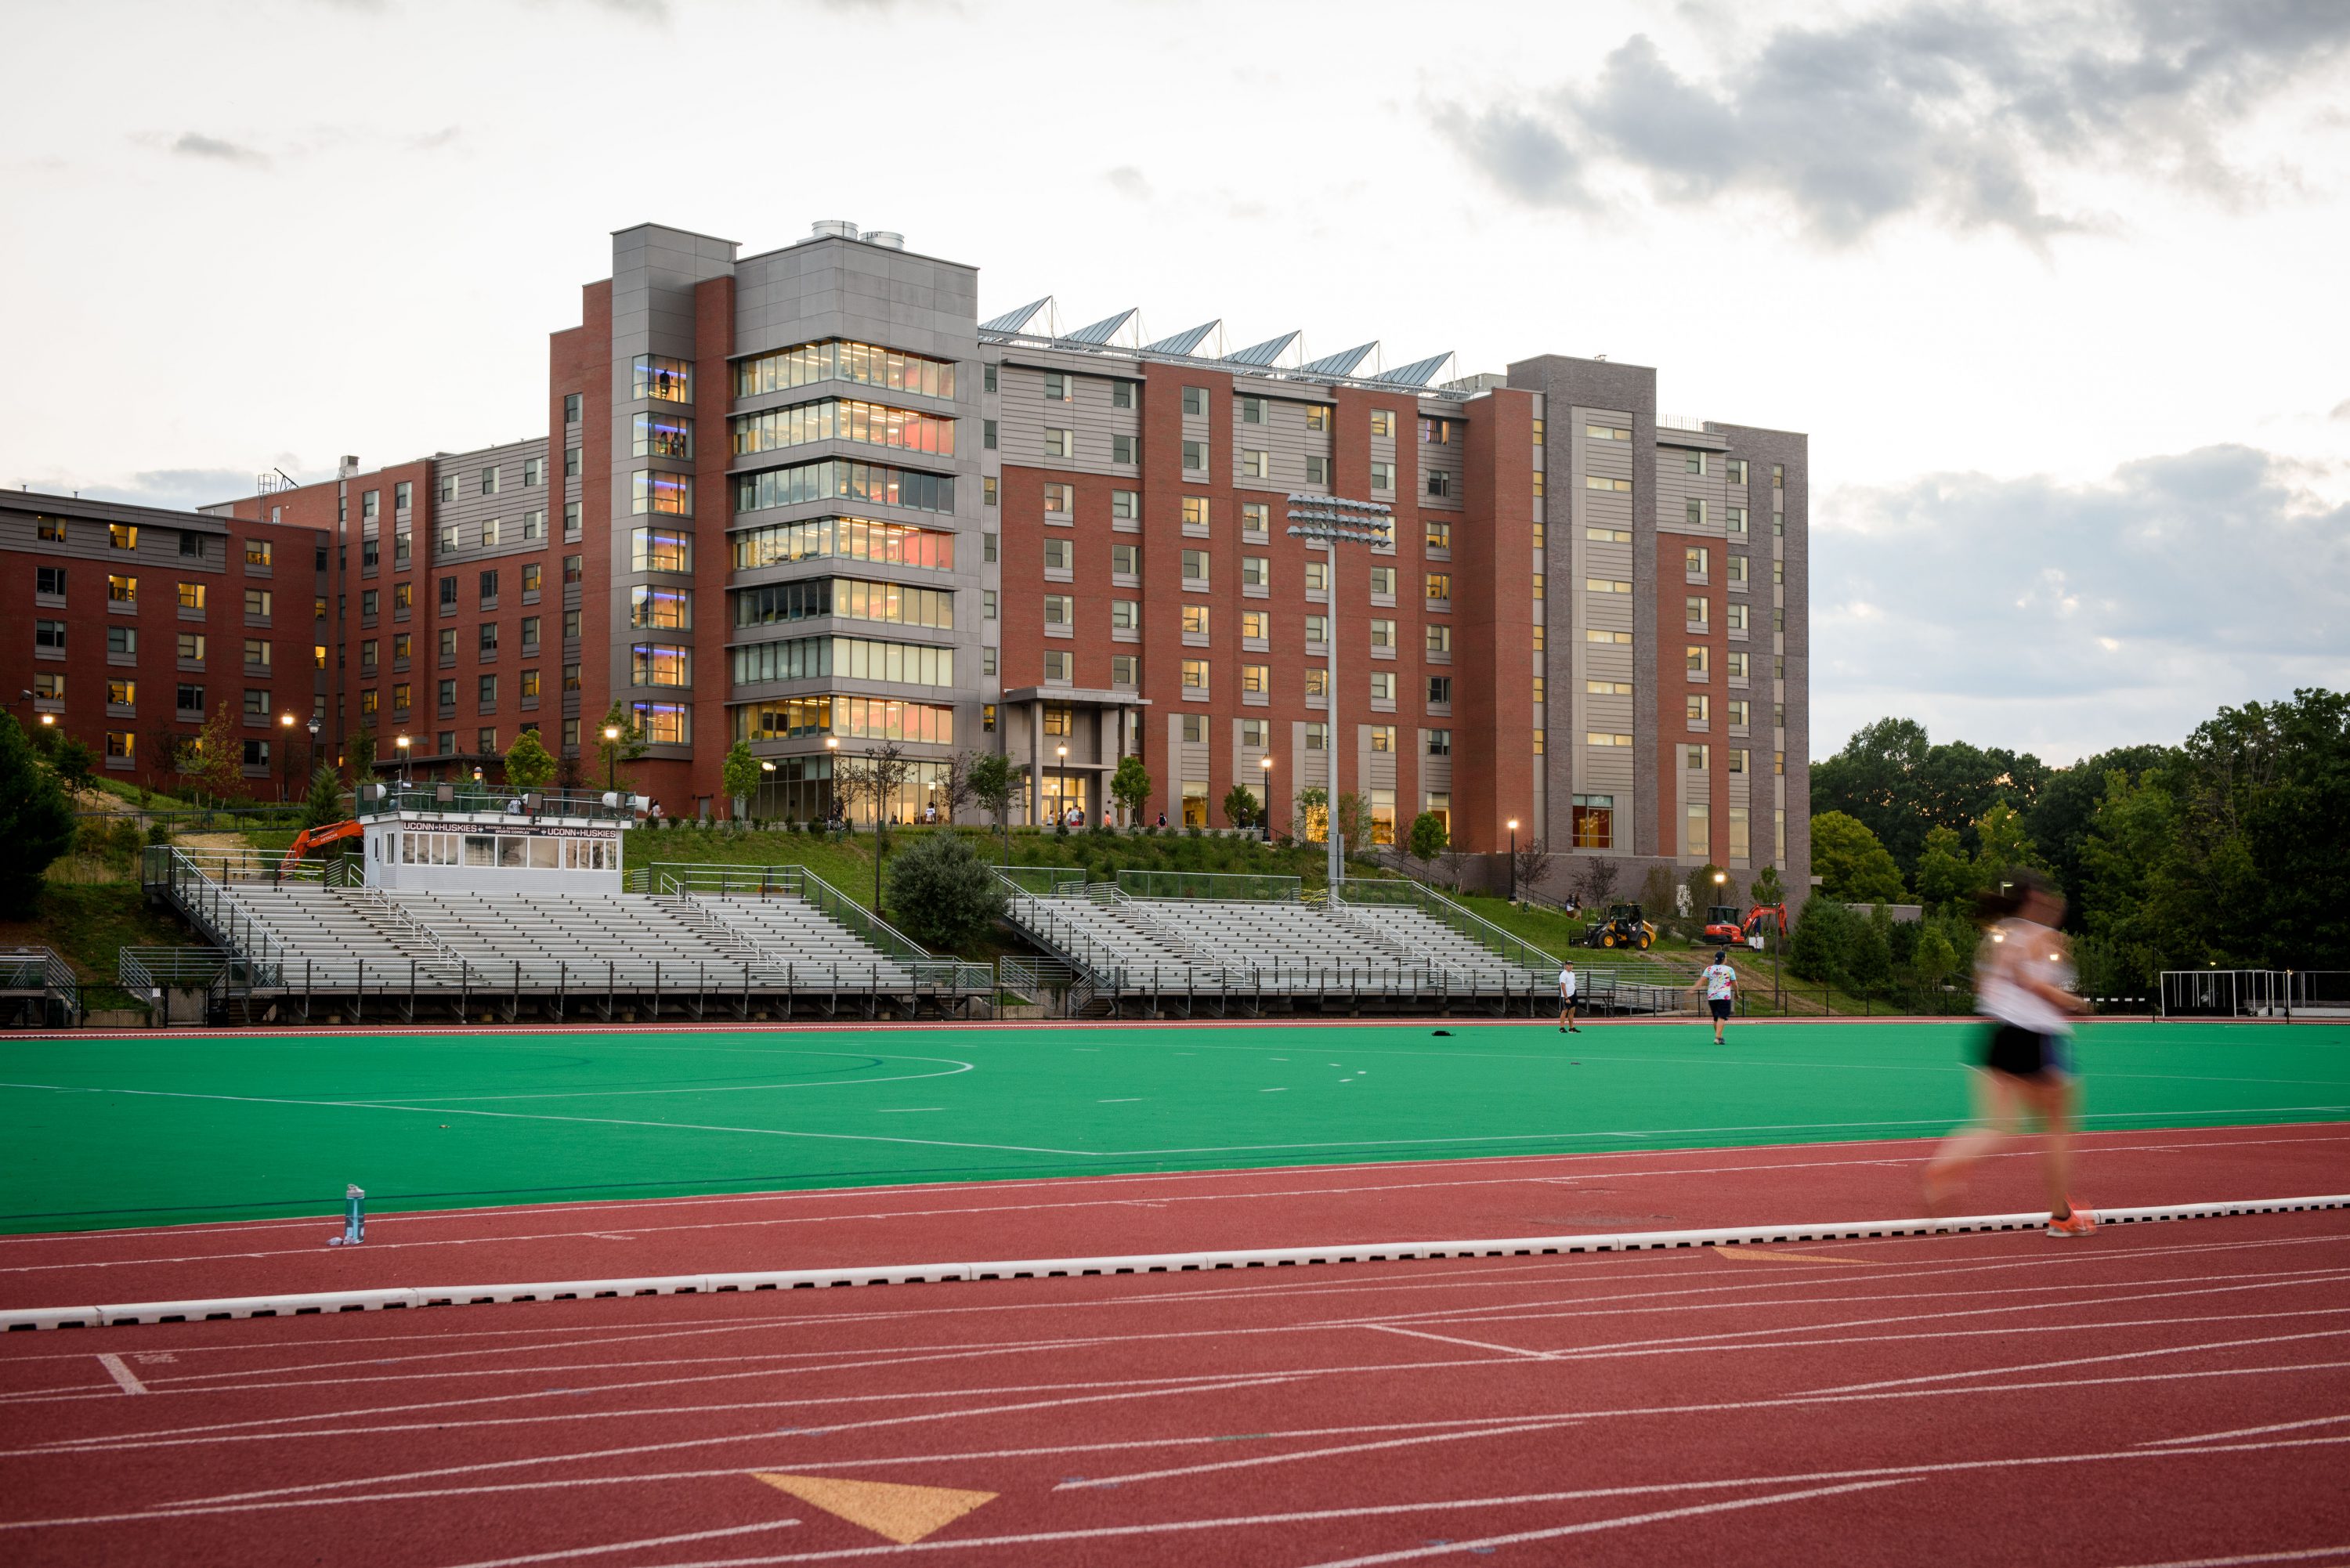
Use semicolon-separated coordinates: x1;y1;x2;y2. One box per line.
1813;443;2350;762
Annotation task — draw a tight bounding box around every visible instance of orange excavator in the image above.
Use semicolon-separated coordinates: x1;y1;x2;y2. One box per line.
1706;903;1790;946
279;819;363;876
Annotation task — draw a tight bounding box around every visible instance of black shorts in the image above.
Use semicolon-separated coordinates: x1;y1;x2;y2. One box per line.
1708;998;1732;1021
1559;995;1577;1011
1980;1023;2073;1079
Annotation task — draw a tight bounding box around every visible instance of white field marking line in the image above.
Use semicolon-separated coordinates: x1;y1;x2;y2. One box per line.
31;1296;2345;1458
975;1375;2350;1499
1050;1414;1594;1491
9;1124;2334;1256
16;1237;2349;1415
14;1220;2344;1400
77;1400;2350;1537
0;1080;1091;1158
2097;1547;2350;1567
93;1354;146;1395
327;1052;978;1104
437;1521;800;1568
872;1109;943;1115
1361;1325;1552;1358
18;1194;2342;1335
1289;1479;1922;1568
18;1230;2350;1418
2141;1413;2350;1447
0;1331;1254;1409
39;1245;2350;1405
52;1377;1305;1521
1799;1326;2350;1395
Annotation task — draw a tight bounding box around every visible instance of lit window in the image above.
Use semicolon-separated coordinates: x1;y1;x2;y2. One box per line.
631;471;692;516
634;354;691;403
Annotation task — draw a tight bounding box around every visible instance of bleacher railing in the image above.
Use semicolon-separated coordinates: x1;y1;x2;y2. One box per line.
141;845;287;985
0;946;80;1017
993;865;1086;897
638;862;935;966
1114;869;1300;902
1329;876;1561;974
356;784;638;821
2160;969;2348;1018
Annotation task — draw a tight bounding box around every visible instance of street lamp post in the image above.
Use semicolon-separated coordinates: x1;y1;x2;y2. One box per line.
306;717;320;794
825;735;841;830
1056;743;1068;829
1285;493;1393;894
1507;818;1520;902
1258;753;1273;840
602;724;620;797
394;734;412;789
278;714;296;800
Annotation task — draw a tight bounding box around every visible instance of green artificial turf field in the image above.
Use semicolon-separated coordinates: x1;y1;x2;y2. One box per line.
4;1020;2345;1233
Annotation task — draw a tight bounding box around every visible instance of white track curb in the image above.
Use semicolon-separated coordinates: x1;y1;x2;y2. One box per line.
5;1193;2344;1331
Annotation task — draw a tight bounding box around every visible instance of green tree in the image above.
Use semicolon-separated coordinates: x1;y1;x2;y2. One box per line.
1972;800;2040;876
1810;810;1907;903
348;727;378;782
1912;825;1980;914
1292;786;1328;843
189;701;244;802
1912;923;1959;992
1335;791;1370;853
1406;811;1448;876
1812;716;2048;879
1786;896;1856;985
0;715;76;918
594;703;649;794
504;729;559;792
1221;782;1260;832
299;764;347;830
1750;863;1786;909
885;829;1007;952
721;739;762;821
1110;754;1153;826
52;736;95;793
967;751;1018;856
1846;903;1894;994
2025;742;2171;923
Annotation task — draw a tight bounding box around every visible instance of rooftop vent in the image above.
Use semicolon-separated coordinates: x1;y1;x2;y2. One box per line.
864;230;905;250
338;455;360;479
810;219;859;240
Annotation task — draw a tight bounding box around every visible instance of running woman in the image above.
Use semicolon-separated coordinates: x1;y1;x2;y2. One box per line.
1558;959;1580;1033
1923;869;2096;1237
1689;950;1738;1043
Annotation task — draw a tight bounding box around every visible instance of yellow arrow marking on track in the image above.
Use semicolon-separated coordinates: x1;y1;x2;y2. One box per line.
752;1473;997;1545
1713;1247;1884;1266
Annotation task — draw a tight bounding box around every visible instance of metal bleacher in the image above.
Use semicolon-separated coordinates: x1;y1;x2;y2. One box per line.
138;847;982;1023
993;868;1579;1017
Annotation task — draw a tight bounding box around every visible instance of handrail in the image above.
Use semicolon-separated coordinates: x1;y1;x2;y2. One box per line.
356;888;474;978
993;864;1086;896
116;948;234;990
1115;869;1300;902
640;862;933;962
1333;876;1560;971
143;845;290;981
354;783;639;822
991;869;1124;992
0;946;79;1015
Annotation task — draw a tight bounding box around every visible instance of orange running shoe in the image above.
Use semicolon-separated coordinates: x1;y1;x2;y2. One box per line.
2047;1204;2099;1238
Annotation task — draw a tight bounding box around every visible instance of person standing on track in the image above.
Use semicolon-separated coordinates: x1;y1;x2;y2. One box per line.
1689;949;1738;1043
1558;959;1580;1033
1923;869;2097;1237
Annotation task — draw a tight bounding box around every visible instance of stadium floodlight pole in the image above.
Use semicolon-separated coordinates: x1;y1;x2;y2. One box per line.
1285;493;1392;894
1507;818;1520;901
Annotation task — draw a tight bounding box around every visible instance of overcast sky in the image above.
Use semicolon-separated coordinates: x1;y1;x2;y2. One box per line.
5;0;2346;766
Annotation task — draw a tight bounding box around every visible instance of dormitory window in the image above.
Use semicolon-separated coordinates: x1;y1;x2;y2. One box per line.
1182;386;1206;416
1425;469;1451;499
631;471;692;516
1112;381;1134;409
1043;650;1072;683
1369;410;1394;437
634;413;692;460
1306;455;1331;486
1238;396;1264;424
1183;440;1208;471
1370;462;1394;492
564;393;583;424
480;466;501;497
1043;372;1072;403
1043;482;1072;518
1586;475;1632;493
634;354;691;403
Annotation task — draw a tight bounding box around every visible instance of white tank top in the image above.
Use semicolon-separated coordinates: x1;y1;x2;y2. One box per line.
1976;916;2074;1035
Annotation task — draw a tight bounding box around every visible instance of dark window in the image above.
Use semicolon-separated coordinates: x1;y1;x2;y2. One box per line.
1427;676;1452;706
479;569;499;602
565;392;583;424
439;576;457;607
180;532;204;558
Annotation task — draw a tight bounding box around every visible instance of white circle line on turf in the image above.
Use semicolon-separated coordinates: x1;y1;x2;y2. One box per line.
3;1193;2341;1331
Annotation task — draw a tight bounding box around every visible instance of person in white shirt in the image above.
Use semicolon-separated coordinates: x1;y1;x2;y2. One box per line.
1688;950;1738;1043
1924;869;2097;1237
1557;959;1580;1034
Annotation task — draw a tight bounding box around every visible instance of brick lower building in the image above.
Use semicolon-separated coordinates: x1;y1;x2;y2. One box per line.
9;218;1810;893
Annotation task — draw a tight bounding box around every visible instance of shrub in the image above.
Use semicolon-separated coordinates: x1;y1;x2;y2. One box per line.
886;830;1007;952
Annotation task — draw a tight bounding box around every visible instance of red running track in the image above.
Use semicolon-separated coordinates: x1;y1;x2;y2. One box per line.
1;1205;2347;1566
2;1124;2345;1311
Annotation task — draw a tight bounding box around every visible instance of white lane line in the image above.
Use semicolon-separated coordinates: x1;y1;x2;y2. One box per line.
2094;1548;2350;1568
2138;1412;2350;1447
1054;1417;1586;1491
1799;1327;2350;1395
1292;1479;1918;1568
1361;1325;1553;1359
9;1126;2337;1263
0;1080;1090;1158
438;1520;798;1568
872;1109;945;1115
94;1354;146;1395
